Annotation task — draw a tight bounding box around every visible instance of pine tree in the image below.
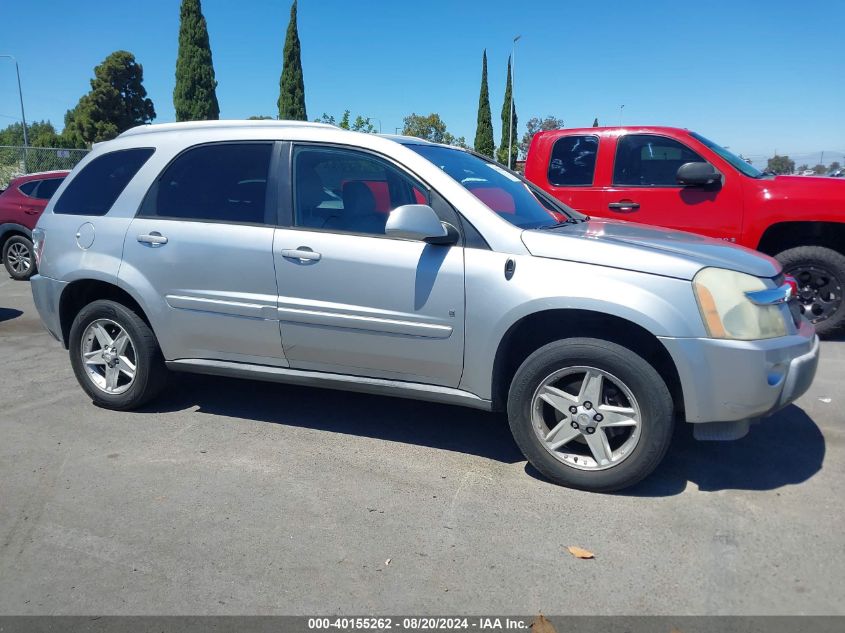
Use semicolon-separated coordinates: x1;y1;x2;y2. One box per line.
173;0;220;121
474;50;495;158
63;51;155;146
592;117;599;127
496;56;518;168
278;0;307;120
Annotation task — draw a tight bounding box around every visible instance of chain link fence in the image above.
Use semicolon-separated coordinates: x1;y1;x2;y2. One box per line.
0;146;90;189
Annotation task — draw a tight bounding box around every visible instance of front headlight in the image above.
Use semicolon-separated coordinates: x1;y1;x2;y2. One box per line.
693;267;787;340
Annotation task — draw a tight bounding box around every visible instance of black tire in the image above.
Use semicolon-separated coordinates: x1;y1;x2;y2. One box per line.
507;338;674;492
776;246;845;338
3;234;35;281
68;300;168;410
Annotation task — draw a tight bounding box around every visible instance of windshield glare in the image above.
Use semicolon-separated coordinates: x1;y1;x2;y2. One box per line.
690;132;764;178
407;144;574;229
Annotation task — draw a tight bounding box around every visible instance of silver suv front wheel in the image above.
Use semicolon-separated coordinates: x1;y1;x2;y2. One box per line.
532;366;642;471
507;338;674;492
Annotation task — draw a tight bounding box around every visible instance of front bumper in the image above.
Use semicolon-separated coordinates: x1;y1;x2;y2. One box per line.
30;274;67;345
659;320;819;424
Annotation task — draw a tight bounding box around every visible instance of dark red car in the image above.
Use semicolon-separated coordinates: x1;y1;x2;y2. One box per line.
525;127;845;336
0;170;68;280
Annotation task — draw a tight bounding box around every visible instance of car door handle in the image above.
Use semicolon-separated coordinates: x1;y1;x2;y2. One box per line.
137;232;168;246
23;209;40;215
608;201;640;212
281;248;321;262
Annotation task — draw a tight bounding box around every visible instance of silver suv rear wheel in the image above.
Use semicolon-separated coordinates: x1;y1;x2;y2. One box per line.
80;318;138;395
69;300;168;410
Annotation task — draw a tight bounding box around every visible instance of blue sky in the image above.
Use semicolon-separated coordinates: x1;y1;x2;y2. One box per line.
1;0;843;164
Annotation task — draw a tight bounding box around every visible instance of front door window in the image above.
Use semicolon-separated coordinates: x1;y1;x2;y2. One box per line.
293;146;427;236
613;134;706;187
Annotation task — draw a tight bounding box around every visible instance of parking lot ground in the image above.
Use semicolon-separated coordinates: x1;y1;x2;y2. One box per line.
0;277;843;615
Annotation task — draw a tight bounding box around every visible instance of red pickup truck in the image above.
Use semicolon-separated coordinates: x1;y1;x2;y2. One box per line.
525;126;845;336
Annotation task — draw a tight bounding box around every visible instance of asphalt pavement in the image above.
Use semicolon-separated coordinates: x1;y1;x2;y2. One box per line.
0;277;843;615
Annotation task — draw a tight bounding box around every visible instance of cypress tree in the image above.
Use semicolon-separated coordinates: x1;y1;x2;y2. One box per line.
592;117;599;127
64;51;155;146
173;0;220;121
474;50;495;158
278;0;307;120
496;56;518;168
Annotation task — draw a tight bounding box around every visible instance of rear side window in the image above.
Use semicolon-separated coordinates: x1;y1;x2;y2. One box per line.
18;181;38;196
140;143;272;224
33;177;65;200
613;134;705;186
547;135;598;186
54;148;154;216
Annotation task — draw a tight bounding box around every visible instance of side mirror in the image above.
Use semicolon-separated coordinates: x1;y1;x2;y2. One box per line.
677;162;722;187
386;205;455;244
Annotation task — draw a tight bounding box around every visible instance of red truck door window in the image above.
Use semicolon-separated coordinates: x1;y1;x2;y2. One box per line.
605;134;742;241
541;134;605;214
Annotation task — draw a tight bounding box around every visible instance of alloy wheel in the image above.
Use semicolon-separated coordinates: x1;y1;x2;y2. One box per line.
80;319;138;395
787;264;842;324
6;241;31;274
531;366;642;471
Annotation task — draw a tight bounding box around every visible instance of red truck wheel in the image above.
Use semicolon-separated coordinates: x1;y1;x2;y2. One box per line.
777;245;845;338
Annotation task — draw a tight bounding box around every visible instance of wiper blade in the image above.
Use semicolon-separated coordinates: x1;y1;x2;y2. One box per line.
538;219;579;230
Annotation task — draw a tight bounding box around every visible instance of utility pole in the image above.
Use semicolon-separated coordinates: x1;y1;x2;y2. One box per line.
508;35;521;170
0;55;29;172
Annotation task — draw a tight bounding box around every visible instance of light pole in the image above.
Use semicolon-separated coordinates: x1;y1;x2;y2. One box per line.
0;54;29;171
619;104;625;127
507;35;521;170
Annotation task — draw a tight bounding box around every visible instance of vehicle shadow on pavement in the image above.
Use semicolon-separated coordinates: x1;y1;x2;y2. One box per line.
143;373;525;464
618;404;825;496
0;307;23;323
141;375;824;492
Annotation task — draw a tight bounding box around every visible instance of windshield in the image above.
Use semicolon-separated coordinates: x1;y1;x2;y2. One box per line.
407;143;585;229
689;132;765;178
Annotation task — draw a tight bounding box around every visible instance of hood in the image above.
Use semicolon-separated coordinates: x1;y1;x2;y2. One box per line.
521;219;781;281
756;174;845;211
742;174;844;223
769;174;845;188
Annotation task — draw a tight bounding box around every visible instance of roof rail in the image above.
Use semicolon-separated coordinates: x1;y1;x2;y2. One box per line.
118;119;337;138
377;133;435;144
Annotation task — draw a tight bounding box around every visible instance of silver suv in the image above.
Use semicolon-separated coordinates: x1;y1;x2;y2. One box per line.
30;121;819;491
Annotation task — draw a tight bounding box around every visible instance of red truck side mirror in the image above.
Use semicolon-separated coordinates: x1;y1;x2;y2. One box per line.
677;162;722;188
